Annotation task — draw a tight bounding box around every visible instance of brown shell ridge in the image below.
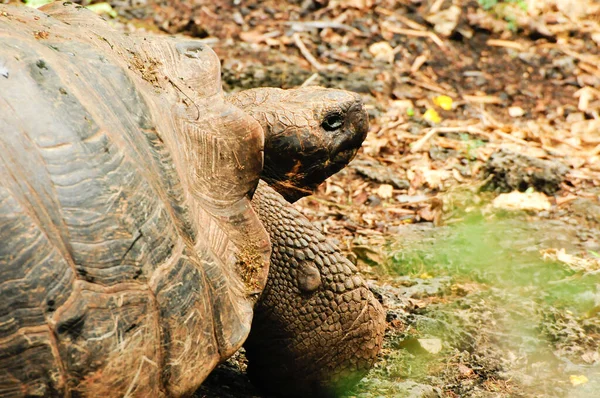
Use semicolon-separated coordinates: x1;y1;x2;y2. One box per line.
0;14;175;395
0;102;79;276
38;35;198;246
0;27;190;280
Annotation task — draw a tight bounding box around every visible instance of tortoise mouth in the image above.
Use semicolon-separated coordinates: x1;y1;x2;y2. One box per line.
261;178;314;203
262;143;361;203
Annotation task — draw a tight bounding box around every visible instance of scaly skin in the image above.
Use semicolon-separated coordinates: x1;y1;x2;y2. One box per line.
248;182;385;397
231;88;386;396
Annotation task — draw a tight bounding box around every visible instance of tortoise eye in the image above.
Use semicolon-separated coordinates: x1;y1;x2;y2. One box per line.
322;113;344;132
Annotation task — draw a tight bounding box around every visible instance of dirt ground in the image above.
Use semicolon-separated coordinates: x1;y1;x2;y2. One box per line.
16;0;600;396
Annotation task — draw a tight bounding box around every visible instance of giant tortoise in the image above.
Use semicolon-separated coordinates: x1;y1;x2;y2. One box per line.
0;3;385;397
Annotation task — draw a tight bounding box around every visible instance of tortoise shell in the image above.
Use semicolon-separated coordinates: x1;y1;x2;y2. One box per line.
0;3;269;396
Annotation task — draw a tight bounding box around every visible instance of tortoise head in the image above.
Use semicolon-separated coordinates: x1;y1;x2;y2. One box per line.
228;87;368;202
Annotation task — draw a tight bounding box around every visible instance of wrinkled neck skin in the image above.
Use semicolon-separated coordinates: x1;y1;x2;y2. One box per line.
227;87;369;202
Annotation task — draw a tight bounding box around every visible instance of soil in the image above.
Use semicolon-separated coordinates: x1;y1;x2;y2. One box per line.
16;0;600;396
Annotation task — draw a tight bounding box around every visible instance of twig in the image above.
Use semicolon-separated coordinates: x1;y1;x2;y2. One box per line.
328;53;370;67
463;94;503;104
410;54;428;73
486;39;525;51
384;26;445;49
495;130;539;147
378;119;407;136
285;21;357;33
411;126;484;153
292;33;326;71
409;78;454;96
430;0;446;14
410;128;441;153
308;196;353;211
376;8;427;31
301;72;320;87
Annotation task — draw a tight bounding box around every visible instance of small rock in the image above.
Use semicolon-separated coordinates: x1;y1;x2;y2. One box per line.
417;338;443;354
483;148;568;195
393;380;443;397
351;159;410;189
508;106;525;117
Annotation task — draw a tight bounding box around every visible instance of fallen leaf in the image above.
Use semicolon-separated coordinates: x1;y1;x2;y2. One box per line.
458;364;475;378
369;41;395;63
492;191;551;211
541;248;600;274
574;87;597;112
581;351;600;364
569;375;589;386
433;95;453;110
351;245;385;266
508;106;525;117
362;137;389;156
424;108;441;123
426;5;461;36
86;2;117;18
240;31;268;44
376;184;394;199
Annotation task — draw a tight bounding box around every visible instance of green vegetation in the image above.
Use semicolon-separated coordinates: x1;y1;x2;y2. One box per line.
477;0;528;31
23;0;53;8
389;216;599;314
477;0;528;11
354;212;600;396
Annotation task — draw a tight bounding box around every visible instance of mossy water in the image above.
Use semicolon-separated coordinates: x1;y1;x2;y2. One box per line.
352;213;600;397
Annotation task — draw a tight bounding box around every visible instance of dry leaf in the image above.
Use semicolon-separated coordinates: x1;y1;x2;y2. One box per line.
376;184;394;199
541;248;600;274
492;191;551;211
569;374;589;386
458;364;475;378
369;41;394;63
351;245;385;266
424;108;441;123
433;95;453;110
574;87;597;112
362;136;389;156
240;31;268;44
426;5;461;36
508;106;525;117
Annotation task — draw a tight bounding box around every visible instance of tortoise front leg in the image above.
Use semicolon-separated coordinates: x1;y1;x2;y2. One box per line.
246;182;385;397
